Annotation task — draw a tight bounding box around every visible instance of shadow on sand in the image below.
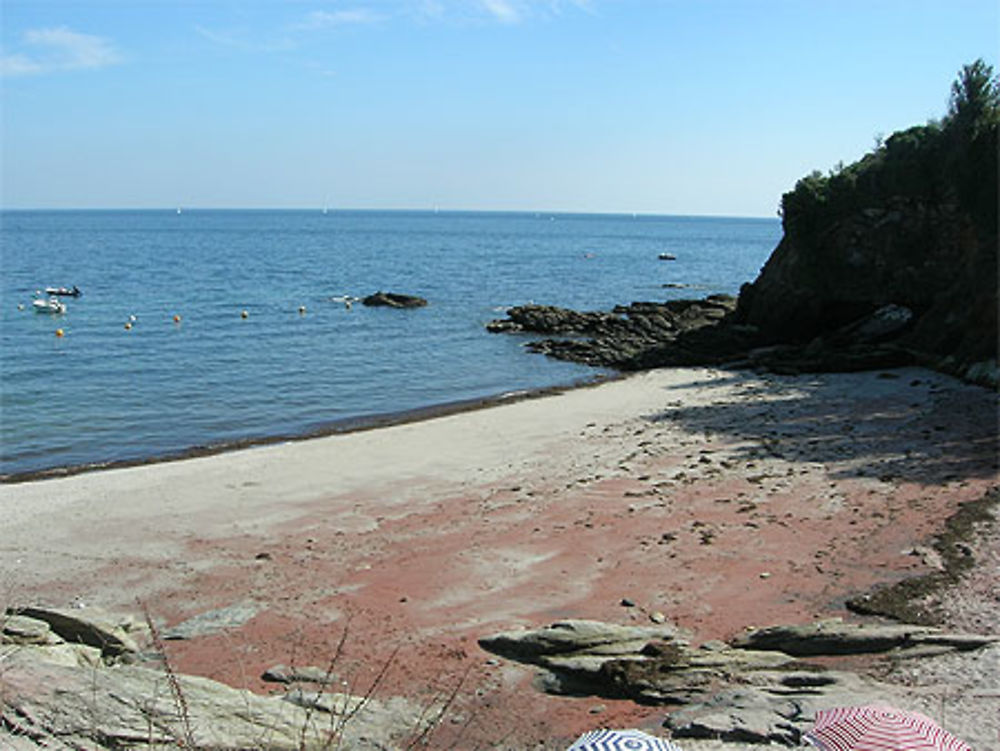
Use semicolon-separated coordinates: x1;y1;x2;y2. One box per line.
645;366;998;487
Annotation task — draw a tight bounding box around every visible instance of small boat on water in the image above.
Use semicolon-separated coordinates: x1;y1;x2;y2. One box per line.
45;285;81;297
658;253;677;261
33;297;67;314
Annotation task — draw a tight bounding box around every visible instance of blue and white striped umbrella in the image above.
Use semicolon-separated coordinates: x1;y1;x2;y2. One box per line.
567;729;683;751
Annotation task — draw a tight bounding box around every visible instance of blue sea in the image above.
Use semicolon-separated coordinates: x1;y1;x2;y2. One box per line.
0;210;780;478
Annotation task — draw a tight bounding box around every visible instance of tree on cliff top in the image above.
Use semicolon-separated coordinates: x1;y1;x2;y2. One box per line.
944;58;999;228
780;59;999;238
947;58;1000;136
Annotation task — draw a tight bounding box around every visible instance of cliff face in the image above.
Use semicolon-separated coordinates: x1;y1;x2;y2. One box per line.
735;199;997;382
736;61;999;385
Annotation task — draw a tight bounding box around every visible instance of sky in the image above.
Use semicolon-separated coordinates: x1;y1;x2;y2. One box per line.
1;1;997;216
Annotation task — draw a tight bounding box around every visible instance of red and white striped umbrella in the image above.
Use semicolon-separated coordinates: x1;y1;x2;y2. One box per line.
805;704;971;751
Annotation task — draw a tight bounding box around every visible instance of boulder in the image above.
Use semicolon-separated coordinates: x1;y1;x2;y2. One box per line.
3;613;60;646
9;605;145;658
361;291;428;308
663;670;907;746
480;617;999;744
2;608;434;751
731;618;1000;656
478;619;686;663
1;644;426;750
262;663;339;685
479;619;799;704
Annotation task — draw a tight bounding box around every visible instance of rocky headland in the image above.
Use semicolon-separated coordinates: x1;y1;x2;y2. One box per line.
489;63;998;387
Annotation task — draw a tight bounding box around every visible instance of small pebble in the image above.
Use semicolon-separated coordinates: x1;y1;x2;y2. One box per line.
620;597;635;607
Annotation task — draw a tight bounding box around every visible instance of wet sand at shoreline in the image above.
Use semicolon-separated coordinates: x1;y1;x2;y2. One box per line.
2;365;997;747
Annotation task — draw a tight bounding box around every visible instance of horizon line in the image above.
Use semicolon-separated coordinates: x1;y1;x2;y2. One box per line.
0;206;778;220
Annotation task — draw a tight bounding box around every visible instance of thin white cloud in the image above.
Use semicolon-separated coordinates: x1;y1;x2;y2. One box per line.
0;54;44;77
417;0;596;26
194;24;247;49
1;26;121;77
293;9;384;31
480;0;521;24
194;24;295;53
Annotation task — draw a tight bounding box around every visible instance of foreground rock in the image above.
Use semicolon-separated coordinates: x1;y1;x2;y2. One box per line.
361;291;428;308
2;606;434;750
479;617;998;746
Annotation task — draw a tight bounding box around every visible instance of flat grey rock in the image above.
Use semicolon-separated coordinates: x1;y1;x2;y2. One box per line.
163;600;261;640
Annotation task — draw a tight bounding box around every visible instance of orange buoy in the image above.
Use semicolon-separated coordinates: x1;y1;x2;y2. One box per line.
55;328;64;337
124;322;133;330
173;314;181;323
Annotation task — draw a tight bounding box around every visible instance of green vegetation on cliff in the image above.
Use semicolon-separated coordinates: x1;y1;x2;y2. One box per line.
780;59;998;243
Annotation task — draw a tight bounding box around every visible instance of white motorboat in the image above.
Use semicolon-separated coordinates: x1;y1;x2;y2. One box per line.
33;297;66;314
45;285;81;297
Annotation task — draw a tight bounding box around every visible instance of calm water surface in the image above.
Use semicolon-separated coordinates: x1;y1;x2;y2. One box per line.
0;210;780;476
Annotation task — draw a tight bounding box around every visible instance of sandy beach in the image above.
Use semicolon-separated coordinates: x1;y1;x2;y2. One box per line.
2;365;997;748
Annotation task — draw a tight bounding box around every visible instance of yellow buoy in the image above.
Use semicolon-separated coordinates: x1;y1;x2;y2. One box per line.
55;328;64;337
241;309;249;319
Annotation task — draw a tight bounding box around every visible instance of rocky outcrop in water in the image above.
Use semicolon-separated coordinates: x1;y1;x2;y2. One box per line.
362;291;428;308
486;295;920;375
487;297;742;369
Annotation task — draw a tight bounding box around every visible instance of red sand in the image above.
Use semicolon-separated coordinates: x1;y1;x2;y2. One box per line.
4;366;997;748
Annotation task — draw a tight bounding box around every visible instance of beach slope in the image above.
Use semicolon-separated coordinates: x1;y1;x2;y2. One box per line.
2;366;997;747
